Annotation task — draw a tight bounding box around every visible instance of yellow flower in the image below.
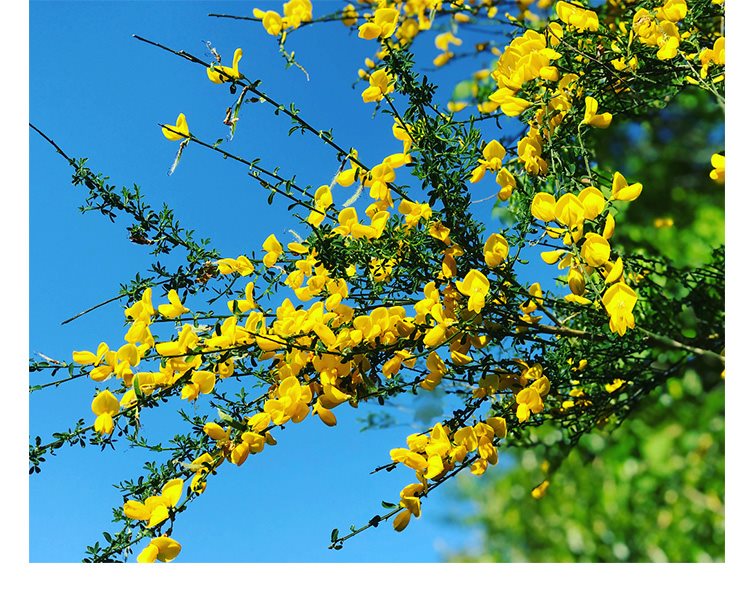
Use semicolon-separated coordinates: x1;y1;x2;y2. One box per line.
307;185;333;227
659;0;687;23
582;97;612;129
137;536;182;563
456;270;490;313
362;69;395;103
567;268;585;296
556;1;599;32
283;0;313;29
531;480;550;499
483;233;509;268
531;192;556;223
602;282;638;336
203;422;231;443
605;378;626;393
496;168;516;200
610;172;643;201
262;234;283;267
341;4;358;26
398;200;432;228
710;153;725;184
554;193;584;228
180;370;217;401
313;402;337;427
516;386;544;422
655;21;680;61
470;140;507;183
435;32;462;52
390;448;428;472
124;478;184;528
218;255;254;277
540;249;566;265
358;7;399;40
206;48;243;83
580;234;611;268
578;187;605;220
253;9;284;35
91;390;120;435
162;113;189;141
400;483;424;517
73;341;109;366
157;289;189;319
264;375;313;425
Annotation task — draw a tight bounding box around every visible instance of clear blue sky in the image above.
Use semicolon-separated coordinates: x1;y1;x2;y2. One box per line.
29;0;532;563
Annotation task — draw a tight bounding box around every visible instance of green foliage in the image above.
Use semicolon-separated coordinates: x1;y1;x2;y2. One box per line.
449;371;724;562
453;71;725;565
593;89;724;267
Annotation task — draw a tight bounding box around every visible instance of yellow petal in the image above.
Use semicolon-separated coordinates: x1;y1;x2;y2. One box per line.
152;536;182;562
72;350;98;365
91;390;120;416
147;504;170;528
160;478;184;508
137;543;159;563
94;412;114;435
393;509;412;532
123;500;151;521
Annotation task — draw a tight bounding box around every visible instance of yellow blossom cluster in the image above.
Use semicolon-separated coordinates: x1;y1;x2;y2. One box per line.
254;0;313;37
531;173;642;333
632;0;687;61
389;416;507;529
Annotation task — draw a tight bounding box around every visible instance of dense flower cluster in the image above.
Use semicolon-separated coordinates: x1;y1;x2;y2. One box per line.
32;0;724;563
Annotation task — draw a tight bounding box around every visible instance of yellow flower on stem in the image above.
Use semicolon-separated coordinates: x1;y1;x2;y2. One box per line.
602;282;638;336
390;448;428;472
556;1;599;32
578;187;605;220
531;480;550;499
659;0;687;22
610;172;643;201
124;478;184;528
91;390;120;435
580;233;611;268
262;234;283;267
341;4;358;26
469;140;506;183
531;192;556;223
157;289;189;319
362;69;395;104
483;233;509;268
162;113;190;141
181;371;217;401
456;270;490;313
307;185;333;227
72;341;109;366
253;9;284;35
206;48;243;83
358;7;399;40
218;255;254;276
581;97;612;129
137;536;182;563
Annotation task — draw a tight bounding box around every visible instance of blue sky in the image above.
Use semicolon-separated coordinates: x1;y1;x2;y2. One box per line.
28;0;524;563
